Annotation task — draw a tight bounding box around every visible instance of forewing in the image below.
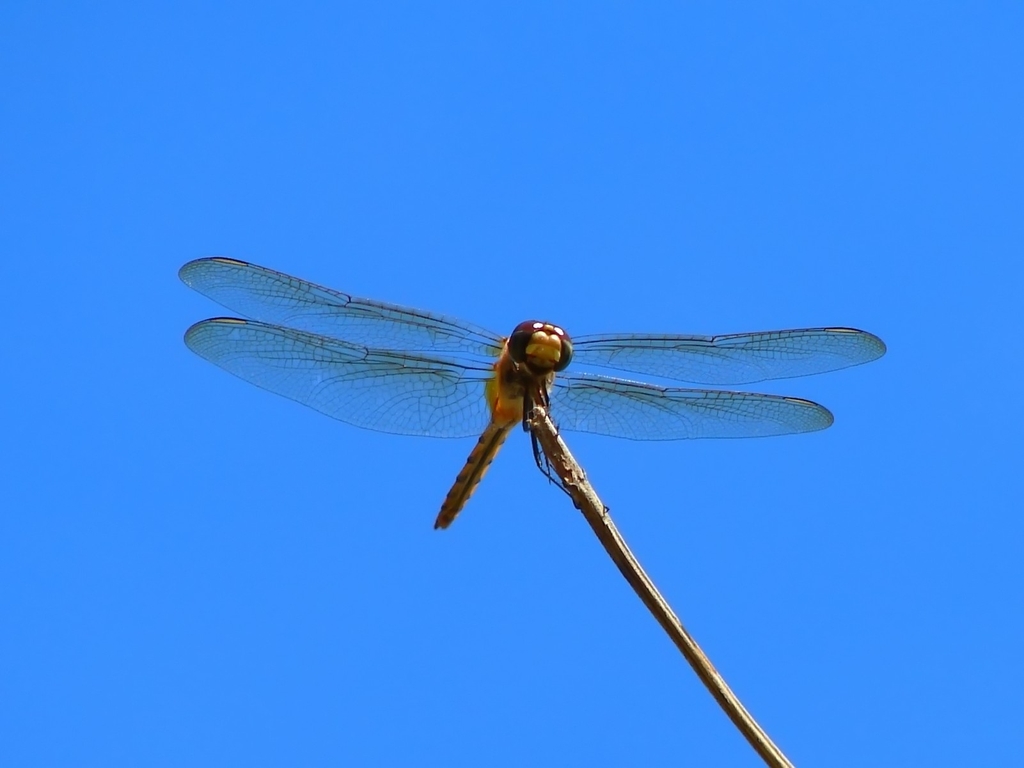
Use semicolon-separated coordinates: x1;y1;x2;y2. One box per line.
179;258;504;359
572;327;886;385
551;373;833;440
185;318;494;438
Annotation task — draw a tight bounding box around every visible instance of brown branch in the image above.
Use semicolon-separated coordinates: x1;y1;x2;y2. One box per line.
528;393;795;768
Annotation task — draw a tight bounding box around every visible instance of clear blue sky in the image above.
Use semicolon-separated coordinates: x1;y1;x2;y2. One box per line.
2;4;1021;766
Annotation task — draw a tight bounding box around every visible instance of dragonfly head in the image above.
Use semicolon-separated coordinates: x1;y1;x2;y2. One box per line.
508;321;574;374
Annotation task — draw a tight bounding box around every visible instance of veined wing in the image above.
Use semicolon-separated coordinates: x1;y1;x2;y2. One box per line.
184;318;494;438
572;328;886;385
179;258;504;359
552;372;833;441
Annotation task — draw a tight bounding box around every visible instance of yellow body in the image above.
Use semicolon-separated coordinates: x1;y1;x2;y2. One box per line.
434;327;565;529
434;355;522;529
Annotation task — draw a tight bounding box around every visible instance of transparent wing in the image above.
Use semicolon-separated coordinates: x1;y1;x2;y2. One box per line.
571;328;886;385
552;372;833;441
184;318;494;438
179;258;504;359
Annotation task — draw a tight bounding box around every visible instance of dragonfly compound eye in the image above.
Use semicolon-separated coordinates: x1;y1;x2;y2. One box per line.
553;332;573;372
508;321;573;373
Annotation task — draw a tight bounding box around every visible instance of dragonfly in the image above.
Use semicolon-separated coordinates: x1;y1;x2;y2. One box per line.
180;258;885;529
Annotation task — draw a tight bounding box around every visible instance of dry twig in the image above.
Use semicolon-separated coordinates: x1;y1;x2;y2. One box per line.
527;391;795;768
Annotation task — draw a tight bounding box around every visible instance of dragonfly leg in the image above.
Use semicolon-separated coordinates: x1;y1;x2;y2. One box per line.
530;430;573;498
522;383;574;500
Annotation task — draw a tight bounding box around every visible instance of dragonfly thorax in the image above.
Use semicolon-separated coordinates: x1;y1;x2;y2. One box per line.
507;321;574;375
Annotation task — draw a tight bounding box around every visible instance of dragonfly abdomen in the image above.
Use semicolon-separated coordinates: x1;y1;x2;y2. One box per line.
434;422;514;529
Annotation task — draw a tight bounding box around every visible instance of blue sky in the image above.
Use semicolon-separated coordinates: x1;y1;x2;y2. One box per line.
2;3;1021;766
